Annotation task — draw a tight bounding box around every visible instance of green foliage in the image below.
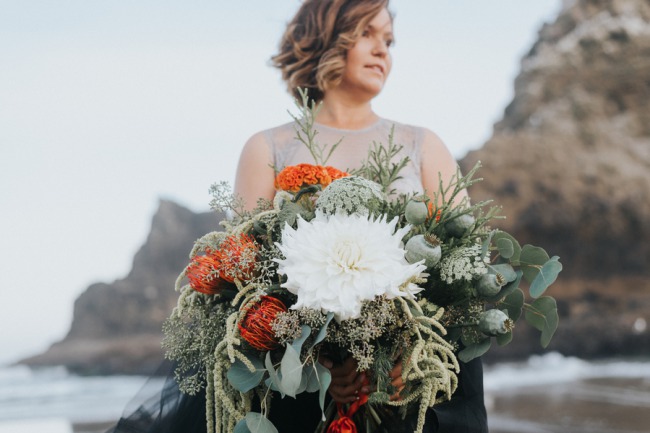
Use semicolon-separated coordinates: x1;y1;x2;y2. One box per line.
227;355;266;393
525;297;559;348
244;412;279;433
162;298;234;395
529;256;562;298
289;88;342;166
352;128;410;196
491;231;522;262
519;245;550;283
458;338;491;363
500;288;525;322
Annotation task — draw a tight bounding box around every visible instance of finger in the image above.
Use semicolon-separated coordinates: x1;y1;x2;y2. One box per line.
389;362;402;379
328;380;365;403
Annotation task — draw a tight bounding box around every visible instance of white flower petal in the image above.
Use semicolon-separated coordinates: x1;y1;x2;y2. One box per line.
275;212;427;321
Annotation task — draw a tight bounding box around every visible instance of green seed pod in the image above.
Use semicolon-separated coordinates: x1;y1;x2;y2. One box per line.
445;213;475;238
405;234;442;267
479;309;513;336
405;198;428;225
476;273;507;297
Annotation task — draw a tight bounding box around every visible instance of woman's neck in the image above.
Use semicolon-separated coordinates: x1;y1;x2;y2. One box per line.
316;90;379;130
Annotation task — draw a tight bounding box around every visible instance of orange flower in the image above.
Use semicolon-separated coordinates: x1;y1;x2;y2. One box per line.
186;234;258;295
186;251;225;295
427;202;442;223
325;166;348;183
239;296;287;351
217;234;258;283
275;164;349;192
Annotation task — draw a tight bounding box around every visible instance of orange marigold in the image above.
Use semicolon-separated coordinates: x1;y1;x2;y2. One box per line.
239;296;287;351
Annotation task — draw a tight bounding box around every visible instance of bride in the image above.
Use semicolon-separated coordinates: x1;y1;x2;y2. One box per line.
110;1;487;432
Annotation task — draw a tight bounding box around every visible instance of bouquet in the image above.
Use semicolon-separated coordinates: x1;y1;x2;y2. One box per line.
162;91;562;433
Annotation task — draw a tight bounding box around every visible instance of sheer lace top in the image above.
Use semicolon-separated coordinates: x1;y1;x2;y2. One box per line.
263;118;426;195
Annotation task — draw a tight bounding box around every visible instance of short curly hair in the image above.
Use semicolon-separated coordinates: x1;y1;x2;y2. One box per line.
271;0;390;102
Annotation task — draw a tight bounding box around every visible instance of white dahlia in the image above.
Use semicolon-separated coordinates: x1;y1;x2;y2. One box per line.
275;212;427;321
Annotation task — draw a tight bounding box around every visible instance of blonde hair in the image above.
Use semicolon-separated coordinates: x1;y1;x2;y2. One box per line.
272;0;390;102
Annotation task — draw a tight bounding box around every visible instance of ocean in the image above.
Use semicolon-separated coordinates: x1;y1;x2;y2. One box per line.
1;353;649;433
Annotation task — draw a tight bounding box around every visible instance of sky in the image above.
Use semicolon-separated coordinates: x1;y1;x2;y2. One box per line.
0;0;560;365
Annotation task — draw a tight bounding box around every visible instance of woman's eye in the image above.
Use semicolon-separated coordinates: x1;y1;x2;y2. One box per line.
385;39;393;48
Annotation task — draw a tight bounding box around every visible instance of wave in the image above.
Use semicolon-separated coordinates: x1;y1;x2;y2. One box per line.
0;365;162;423
483;352;650;392
1;354;649;425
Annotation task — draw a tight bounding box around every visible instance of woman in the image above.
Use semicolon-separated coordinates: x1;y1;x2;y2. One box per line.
234;1;487;432
110;1;487;432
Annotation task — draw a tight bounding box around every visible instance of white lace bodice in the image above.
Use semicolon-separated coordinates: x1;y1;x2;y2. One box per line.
262;118;426;195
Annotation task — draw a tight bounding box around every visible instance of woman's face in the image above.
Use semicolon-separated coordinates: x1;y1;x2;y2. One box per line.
339;8;393;98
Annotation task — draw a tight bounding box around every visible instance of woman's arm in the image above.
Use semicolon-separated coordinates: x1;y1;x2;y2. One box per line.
420;128;468;207
234;132;277;211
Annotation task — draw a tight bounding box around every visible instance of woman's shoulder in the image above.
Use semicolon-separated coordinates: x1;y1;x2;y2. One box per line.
246;121;297;149
378;118;444;148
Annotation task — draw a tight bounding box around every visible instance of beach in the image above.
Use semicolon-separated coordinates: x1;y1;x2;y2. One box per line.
1;353;649;433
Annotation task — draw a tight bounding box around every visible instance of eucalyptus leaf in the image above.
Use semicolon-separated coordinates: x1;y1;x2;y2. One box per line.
311;312;334;349
501;288;525;321
280;344;303;397
303;362;321;393
291;325;312;353
519;245;550;283
525;297;559;348
265;352;284;397
316;362;332;415
234;418;251;433
227;356;266;393
529;256;562;298
491;231;521;262
245;412;278;433
458;338;492;363
496;331;513;346
496;238;514;259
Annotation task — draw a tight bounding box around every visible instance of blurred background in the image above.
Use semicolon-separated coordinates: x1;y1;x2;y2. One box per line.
1;1;649;432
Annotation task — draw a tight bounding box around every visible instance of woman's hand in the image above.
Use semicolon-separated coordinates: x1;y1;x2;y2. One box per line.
320;356;371;404
388;360;405;401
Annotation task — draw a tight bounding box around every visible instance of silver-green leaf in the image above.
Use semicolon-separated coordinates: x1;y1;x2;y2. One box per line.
227;356;266;393
529;256;562;298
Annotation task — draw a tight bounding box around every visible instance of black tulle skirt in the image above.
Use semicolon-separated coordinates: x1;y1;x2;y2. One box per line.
107;358;488;433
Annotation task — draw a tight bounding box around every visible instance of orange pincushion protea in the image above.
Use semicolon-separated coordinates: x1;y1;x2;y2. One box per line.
217;234;258;283
275;163;348;192
186;234;258;295
239;296;287;351
186;251;225;295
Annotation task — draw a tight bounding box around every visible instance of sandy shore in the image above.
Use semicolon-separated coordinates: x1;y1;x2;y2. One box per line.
487;377;650;433
69;376;650;433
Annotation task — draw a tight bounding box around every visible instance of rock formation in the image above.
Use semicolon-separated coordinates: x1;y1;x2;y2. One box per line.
22;200;222;374
460;0;650;360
